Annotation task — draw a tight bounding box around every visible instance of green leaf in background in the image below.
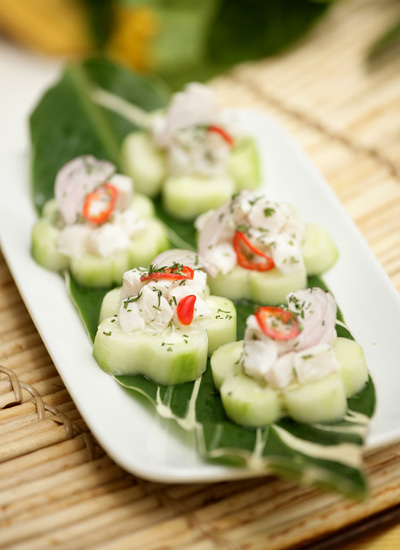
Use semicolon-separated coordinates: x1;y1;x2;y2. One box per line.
115;0;336;89
207;0;330;65
30;56;170;214
67;268;375;499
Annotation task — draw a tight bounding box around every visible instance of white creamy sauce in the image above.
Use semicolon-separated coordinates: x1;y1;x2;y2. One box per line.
154;376;202;432
273;425;362;468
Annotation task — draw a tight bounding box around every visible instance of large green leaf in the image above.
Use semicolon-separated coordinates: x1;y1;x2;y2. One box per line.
30;57;170;214
207;0;330;65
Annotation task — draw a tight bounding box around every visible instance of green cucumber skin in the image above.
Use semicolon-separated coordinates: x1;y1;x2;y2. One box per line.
99;287;121;322
302;223;339;276
228;137;261;191
249;268;307;306
128;219;170;268
31;199;169;287
120;132;166;198
221;373;283;427
208;266;307;306
93;318;208;385
207;223;337;305
31;218;69;272
283;372;347;424
211;337;369;426
162;175;235;221
70;251;131;288
203;295;237;355
210;340;243;390
333;337;369;397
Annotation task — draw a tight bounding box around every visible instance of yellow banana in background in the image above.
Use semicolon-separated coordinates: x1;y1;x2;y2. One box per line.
0;0;157;71
0;0;95;55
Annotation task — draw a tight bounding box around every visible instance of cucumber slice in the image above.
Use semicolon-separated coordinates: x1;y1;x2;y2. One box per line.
129;193;155;219
70;250;130;288
208;265;306;306
69;218;169;288
31;218;69;272
42;198;59;219
128;219;170;267
333;337;369;397
302;223;339;275
162;175;235;220
221;372;283;427
204;295;237;355
228;137;261;191
210;340;243;390
283;372;347;424
98;290;237;355
93;318;208;385
120;131;166;197
207;266;249;301
249;268;307;306
99;287;120;322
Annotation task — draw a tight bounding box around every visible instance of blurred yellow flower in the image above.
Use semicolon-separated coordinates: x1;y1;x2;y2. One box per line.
106;6;159;71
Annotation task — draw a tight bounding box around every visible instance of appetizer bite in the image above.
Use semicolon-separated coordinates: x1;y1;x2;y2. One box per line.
121;83;261;219
32;155;169;287
211;287;370;427
196;190;339;305
93;250;236;385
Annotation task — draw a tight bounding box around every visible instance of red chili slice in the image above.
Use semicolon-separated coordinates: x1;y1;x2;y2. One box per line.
208;125;235;146
140;265;195;282
255;306;300;341
176;295;197;326
82;183;118;224
233;231;275;271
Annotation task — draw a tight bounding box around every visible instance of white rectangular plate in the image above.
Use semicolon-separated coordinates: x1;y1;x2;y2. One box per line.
1;111;400;483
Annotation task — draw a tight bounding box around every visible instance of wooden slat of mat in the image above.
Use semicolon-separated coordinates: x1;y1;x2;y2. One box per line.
2;0;400;548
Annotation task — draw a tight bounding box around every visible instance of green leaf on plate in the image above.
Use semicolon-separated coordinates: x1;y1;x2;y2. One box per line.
30;56;170;214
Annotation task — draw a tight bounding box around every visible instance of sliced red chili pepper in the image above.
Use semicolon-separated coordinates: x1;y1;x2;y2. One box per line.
255;306;300;341
208;125;235;146
140;264;195;282
82;183;118;224
176;294;197;326
233;231;275;271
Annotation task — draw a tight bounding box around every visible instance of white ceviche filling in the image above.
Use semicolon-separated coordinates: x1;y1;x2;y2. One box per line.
54;155;146;259
242;287;339;389
150;83;238;177
197;190;306;276
118;265;212;333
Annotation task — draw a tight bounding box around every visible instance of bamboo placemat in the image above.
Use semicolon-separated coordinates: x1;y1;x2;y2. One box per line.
1;0;400;548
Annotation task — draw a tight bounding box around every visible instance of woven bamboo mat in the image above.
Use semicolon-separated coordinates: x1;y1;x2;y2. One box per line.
1;0;400;548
